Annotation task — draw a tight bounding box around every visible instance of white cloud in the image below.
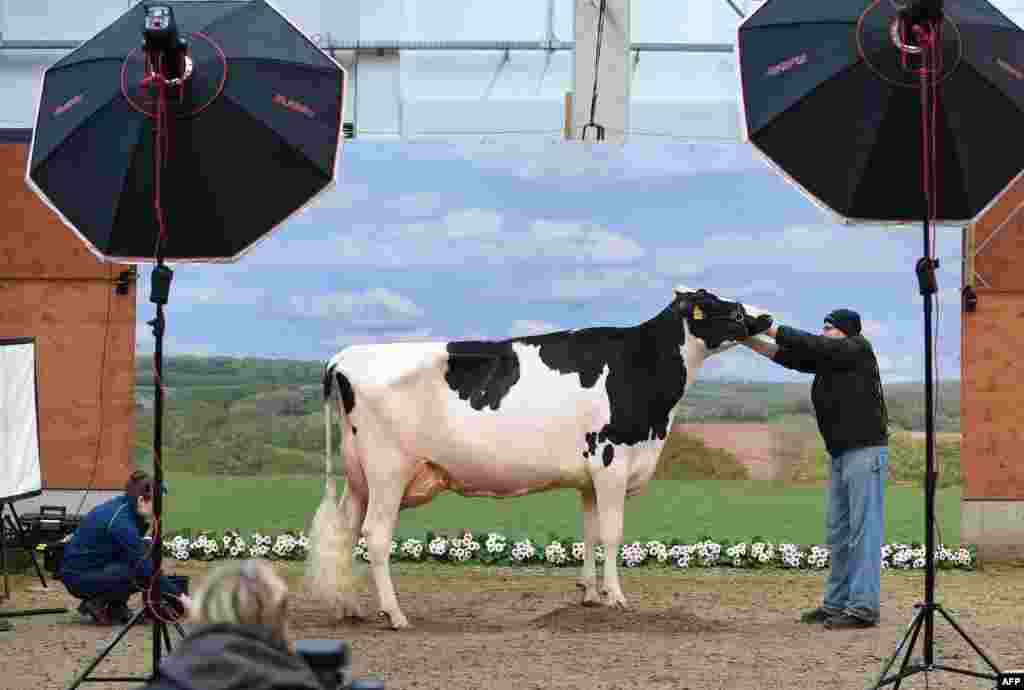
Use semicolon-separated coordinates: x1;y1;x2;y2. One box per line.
454;140;764;185
440;208;503;239
861;319;888;338
486;267;667;304
715;279;787;300
289;288;426;327
311;181;373;211
136;322;218;357
652;250;705;280
159;340;220;357
778;225;845;251
696;224;942;275
322;326;499;349
699;348;805;382
167;286;270;308
936;287;961;306
507;319;562;337
521;220;645;262
254;211;644;269
388;191;446;218
877;354;917;373
323;327;436;348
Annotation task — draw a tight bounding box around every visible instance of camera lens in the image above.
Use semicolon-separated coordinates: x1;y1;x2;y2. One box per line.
295;639;352;689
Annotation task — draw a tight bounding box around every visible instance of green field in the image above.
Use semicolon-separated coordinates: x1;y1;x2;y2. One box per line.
161;474;963;547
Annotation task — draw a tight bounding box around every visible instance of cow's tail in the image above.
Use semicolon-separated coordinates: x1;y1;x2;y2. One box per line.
306;362;362;617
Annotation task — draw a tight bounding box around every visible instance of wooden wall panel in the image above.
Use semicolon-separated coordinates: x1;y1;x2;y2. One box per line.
0;138;137;490
961;290;1024;499
970;178;1024;291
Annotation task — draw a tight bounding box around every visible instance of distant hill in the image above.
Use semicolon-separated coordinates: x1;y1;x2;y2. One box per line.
675;377;960;433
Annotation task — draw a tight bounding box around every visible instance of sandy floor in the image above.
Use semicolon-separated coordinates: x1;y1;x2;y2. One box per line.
2;560;1022;690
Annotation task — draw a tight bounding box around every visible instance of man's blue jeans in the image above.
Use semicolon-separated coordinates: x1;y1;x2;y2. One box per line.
822;445;888;622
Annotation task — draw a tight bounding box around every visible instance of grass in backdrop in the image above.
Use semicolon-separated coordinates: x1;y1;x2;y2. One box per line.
159;473;961;546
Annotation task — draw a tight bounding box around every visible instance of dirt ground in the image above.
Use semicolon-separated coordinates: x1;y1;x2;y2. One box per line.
3;560;1023;690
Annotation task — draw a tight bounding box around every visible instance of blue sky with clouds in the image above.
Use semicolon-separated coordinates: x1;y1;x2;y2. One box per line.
135;137;965;384
126;0;1010;384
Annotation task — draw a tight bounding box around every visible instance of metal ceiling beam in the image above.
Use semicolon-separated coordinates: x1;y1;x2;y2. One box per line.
724;0;746;18
0;38;735;53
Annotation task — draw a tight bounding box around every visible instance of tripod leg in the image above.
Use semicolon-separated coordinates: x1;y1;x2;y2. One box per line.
890;607;926;690
934;605;1001;675
872;606;925;690
8;504;48;588
0;506;69;618
67;607;147;690
161;620;174;654
1;511;9;601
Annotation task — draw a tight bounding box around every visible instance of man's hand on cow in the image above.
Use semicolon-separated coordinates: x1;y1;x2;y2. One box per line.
745;314;774;337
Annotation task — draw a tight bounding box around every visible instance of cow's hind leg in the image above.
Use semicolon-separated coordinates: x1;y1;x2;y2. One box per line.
577;488;601;606
592;455;629;609
363;456;411;630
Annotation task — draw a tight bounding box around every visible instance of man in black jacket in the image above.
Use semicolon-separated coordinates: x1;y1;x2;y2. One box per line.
740;308;889;629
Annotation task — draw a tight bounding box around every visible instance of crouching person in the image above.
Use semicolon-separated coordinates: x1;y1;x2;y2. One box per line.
140;559;324;690
59;470;184;624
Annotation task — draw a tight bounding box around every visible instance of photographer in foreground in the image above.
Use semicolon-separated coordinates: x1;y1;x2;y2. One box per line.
140;559;324;690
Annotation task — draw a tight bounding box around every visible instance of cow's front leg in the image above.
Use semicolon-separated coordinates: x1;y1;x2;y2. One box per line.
593;460;628;609
577;488;601;606
363;478;409;630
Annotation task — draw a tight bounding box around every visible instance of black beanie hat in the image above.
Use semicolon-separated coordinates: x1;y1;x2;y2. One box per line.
825;308;862;336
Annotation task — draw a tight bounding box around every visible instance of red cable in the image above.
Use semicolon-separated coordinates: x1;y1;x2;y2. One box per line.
912;21;941;227
138;52;182;625
141;54;170;254
932;22;939;235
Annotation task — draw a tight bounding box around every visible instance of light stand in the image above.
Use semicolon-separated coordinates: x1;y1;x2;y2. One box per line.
66;6;188;687
65;257;186;690
871;4;1000;686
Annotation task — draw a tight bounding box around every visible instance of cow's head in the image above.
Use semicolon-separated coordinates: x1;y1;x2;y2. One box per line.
672;286;773;352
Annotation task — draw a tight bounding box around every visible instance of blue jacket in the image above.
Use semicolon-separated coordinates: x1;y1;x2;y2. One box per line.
59;494;154;580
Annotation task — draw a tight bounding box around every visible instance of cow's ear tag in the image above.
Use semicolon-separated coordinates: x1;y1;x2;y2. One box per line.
692;305;704;320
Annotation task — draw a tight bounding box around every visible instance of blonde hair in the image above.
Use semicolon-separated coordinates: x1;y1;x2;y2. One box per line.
186;560;291;647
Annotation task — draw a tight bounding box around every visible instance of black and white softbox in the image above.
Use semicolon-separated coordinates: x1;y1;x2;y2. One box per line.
0;338;42;503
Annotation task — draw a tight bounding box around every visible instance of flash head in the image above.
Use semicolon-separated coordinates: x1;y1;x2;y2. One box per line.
143;4;179;50
891;0;944;23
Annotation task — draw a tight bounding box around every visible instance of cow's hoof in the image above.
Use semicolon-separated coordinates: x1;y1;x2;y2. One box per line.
340;609;365;621
603;593;629;610
378;610;411;630
577;581;601;606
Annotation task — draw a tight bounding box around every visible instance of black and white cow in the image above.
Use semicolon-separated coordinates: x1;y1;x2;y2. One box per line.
307;286;772;629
